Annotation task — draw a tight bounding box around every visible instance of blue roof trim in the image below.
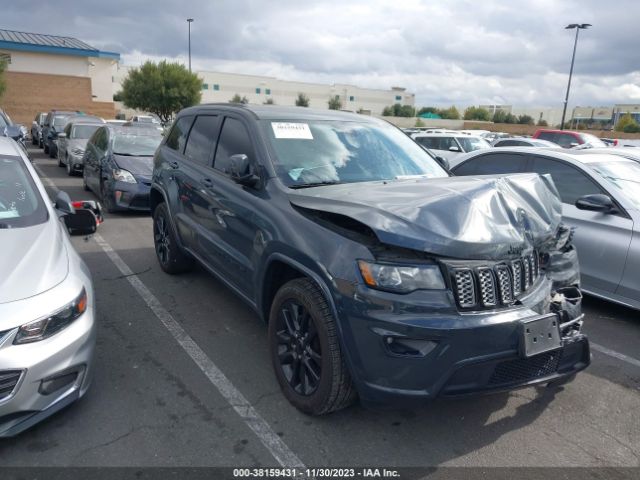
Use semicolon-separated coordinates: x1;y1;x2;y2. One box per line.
0;40;120;60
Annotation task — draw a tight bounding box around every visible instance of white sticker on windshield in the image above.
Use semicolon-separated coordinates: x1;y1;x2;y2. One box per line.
272;122;313;140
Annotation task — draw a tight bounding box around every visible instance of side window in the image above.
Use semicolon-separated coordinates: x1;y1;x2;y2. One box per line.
95;129;109;151
165;116;194;153
214;117;256;175
496;140;524;147
554;133;577;148
454;153;528;176
416;137;439;149
537;132;556;143
528;157;604;204
184;115;220;166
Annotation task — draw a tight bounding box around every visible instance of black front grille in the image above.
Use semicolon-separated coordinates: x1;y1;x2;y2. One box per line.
489;350;561;385
450;251;541;310
0;370;23;401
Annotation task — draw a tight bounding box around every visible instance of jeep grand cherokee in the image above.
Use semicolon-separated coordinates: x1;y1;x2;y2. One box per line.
150;104;589;415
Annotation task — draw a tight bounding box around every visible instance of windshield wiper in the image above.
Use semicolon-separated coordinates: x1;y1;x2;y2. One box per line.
289;181;344;189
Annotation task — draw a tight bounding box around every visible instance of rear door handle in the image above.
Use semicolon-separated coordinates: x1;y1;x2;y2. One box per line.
168;160;179;169
202;178;215;190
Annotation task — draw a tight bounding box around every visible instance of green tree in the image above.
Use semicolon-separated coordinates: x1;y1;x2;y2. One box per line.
464;106;491;121
120;60;202;124
382;106;394;116
263;98;275;105
623;122;640;133
328;95;342;110
504;113;518;124
0;59;7;100
295;93;310;107
438;106;460;120
517;114;534;125
230;94;249;104
537;119;549;127
492;110;507;123
418;106;438;116
615;112;638;132
415;118;425;127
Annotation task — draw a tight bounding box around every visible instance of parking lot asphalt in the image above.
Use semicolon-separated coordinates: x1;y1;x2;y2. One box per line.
0;146;639;468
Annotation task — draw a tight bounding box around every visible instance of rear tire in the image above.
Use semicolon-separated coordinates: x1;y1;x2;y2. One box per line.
32;135;37;146
48;146;55;158
44;143;49;154
153;203;194;274
269;278;357;415
82;170;90;191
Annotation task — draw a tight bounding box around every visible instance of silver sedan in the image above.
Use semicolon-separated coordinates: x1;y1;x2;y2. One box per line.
0;137;98;436
451;147;640;310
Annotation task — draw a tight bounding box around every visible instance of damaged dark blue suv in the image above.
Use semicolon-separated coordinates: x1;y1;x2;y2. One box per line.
151;105;590;415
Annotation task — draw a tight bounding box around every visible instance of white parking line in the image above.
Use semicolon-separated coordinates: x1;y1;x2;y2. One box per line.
591;343;640;369
94;234;305;468
34;161;306;468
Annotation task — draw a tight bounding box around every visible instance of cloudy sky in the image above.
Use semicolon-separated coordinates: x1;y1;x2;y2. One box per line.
4;0;640;108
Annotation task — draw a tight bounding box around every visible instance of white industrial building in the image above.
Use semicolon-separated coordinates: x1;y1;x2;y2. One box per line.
113;65;414;116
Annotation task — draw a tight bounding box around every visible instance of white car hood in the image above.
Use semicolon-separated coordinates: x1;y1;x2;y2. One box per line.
0;218;69;304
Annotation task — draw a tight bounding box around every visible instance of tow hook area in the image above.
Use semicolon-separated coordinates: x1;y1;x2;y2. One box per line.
551;286;584;337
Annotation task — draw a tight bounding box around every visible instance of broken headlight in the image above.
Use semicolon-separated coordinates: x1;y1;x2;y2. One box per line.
14;288;88;344
357;261;445;293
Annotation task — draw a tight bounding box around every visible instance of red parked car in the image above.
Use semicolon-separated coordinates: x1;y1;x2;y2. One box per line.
533;129;607;148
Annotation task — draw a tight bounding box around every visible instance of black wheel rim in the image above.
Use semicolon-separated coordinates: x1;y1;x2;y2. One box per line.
154;214;170;265
276;300;321;396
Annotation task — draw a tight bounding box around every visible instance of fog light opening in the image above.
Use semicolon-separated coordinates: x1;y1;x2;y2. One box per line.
385;337;437;357
38;366;84;396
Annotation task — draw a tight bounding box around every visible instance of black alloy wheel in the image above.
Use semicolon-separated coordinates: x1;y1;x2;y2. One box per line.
275;300;322;396
269;278;356;415
152;203;194;274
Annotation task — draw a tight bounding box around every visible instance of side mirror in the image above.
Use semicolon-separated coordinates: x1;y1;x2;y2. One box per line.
64;209;98;235
229;154;259;187
569;142;579;148
448;146;461;152
54;191;75;215
435;155;450;171
575;194;617;213
4;125;23;140
57;132;67;139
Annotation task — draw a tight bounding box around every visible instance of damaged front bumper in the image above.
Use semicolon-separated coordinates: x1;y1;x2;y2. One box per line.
338;275;589;406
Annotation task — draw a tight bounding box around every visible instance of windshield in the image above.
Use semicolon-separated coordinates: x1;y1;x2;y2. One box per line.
262;120;448;187
590;161;640;209
457;136;491;152
53;115;69;128
579;133;607;147
0;155;48;228
112;134;162;156
72;124;100;139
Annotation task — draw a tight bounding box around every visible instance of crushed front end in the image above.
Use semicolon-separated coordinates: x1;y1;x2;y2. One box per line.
290;173;590;405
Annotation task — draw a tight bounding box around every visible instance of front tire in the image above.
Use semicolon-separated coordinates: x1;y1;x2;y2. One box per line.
269;278;356;415
153;203;194;274
58;152;64;167
44;142;49;154
66;157;74;176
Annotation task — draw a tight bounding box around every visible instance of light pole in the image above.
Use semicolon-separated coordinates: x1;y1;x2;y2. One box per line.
560;23;591;130
187;18;194;72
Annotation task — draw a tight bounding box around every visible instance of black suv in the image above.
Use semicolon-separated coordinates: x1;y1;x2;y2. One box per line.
151;104;590;414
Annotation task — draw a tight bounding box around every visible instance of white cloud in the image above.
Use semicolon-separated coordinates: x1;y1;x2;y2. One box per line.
6;0;640;107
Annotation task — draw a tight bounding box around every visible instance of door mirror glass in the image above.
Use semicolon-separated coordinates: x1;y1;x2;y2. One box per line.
448;145;460;152
435;155;450;171
64;208;98;235
229;154;259;187
54;191;75;214
575;194;616;213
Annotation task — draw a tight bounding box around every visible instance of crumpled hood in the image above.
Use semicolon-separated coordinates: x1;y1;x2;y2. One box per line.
288;173;563;260
0;218;69;304
113;154;153;177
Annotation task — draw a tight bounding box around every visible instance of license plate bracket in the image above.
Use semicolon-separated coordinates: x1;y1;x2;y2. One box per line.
519;313;562;358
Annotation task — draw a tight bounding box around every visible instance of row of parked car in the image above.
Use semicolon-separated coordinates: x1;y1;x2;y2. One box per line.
30;110;164;212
